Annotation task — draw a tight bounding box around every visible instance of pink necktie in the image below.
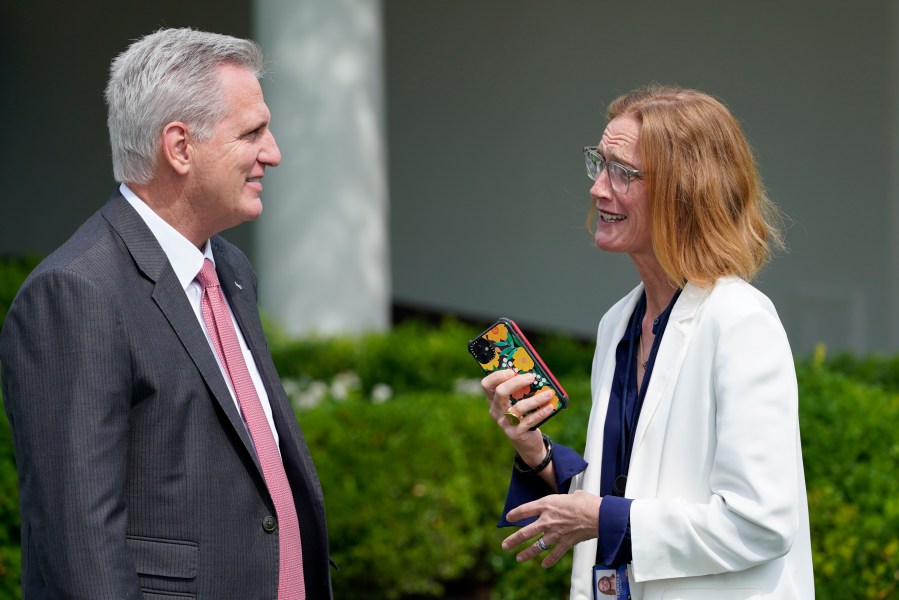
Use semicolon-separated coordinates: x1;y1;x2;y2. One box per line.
196;259;305;599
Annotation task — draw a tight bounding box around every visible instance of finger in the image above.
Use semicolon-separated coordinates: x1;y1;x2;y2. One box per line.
515;391;557;424
494;372;536;400
521;402;555;429
541;542;569;568
498;408;522;428
481;369;518;397
501;520;542;551
511;388;554;413
505;499;542;524
516;544;542;563
515;536;554;564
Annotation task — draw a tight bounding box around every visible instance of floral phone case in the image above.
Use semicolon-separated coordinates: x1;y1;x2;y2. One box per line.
468;317;568;428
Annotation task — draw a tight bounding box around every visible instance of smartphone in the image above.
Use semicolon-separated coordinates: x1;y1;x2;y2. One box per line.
468;317;568;428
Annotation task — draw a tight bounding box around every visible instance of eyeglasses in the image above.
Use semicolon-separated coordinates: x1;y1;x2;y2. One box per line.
583;146;644;194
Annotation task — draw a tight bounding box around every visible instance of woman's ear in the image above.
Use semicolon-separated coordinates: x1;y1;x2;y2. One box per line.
161;122;192;175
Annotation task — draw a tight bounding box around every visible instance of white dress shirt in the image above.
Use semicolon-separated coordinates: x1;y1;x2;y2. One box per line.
121;183;279;446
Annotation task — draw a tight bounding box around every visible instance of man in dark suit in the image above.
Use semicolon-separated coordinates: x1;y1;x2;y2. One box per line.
0;28;331;599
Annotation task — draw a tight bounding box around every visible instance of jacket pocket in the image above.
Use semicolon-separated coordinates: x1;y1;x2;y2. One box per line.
127;535;199;579
141;590;196;600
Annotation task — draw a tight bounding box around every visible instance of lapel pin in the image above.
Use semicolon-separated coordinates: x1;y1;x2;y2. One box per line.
234;281;243;290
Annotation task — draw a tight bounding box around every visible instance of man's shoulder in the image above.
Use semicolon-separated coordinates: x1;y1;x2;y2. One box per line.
33;210;124;277
27;214;98;271
17;195;141;298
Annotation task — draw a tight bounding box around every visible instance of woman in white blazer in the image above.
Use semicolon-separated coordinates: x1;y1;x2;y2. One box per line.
482;85;814;599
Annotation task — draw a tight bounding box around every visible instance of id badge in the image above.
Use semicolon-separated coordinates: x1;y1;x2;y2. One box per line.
593;564;630;600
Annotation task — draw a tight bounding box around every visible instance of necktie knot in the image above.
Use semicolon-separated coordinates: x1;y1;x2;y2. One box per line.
196;258;220;290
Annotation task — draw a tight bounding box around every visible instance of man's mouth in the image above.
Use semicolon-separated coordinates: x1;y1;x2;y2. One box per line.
599;210;626;223
246;177;262;184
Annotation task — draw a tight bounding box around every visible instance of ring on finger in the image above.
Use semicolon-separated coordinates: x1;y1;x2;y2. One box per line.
535;536;550;552
503;410;521;426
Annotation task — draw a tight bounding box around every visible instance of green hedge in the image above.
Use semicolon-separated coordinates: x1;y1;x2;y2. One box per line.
0;256;40;328
0;256;30;600
797;357;899;598
2;258;899;598
0;405;20;600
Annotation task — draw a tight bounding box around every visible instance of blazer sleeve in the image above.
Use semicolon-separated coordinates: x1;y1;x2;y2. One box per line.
1;268;143;598
629;305;801;580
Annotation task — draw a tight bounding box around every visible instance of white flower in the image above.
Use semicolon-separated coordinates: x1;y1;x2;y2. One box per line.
292;380;328;410
453;378;483;397
331;371;361;401
371;383;393;404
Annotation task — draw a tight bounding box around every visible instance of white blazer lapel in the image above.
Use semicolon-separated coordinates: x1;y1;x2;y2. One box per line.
630;282;710;461
569;284;643;598
581;285;643;488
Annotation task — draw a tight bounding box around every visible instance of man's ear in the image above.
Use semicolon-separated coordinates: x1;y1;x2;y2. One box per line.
161;122;193;175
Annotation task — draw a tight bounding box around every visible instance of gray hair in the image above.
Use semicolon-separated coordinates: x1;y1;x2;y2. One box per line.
105;28;264;184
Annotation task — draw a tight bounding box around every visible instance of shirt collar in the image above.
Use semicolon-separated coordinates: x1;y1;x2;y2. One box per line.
120;183;214;289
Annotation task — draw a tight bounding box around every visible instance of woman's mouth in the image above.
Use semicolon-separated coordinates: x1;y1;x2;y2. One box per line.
599;210;626;223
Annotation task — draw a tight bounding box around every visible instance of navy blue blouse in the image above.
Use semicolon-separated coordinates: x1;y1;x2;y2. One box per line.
500;289;681;569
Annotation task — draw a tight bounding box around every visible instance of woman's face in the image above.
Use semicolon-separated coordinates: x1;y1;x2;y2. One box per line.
591;114;653;258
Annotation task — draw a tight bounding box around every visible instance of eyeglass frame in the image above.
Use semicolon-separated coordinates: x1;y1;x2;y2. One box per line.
583;146;645;194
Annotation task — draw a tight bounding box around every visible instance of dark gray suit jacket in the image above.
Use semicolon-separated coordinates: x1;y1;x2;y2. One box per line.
0;192;332;599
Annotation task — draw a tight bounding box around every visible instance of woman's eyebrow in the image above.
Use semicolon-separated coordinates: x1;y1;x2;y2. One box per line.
598;146;637;168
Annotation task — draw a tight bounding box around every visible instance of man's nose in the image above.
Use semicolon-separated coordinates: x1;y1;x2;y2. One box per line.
261;130;282;167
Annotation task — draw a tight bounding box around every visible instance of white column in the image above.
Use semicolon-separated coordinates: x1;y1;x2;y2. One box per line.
253;0;390;335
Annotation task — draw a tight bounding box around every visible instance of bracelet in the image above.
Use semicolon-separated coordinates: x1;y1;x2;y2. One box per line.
513;433;553;475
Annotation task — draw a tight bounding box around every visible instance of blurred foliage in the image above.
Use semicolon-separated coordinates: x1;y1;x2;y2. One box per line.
1;256;899;598
0;257;29;600
300;392;505;598
271;319;476;397
0;402;21;600
269;317;596;399
797;356;899;600
823;349;899;394
0;256;40;327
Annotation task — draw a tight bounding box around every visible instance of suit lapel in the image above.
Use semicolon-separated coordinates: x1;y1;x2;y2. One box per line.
630;281;710;455
100;194;259;466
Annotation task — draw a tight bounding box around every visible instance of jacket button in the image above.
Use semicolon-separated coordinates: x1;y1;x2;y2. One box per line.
262;516;277;532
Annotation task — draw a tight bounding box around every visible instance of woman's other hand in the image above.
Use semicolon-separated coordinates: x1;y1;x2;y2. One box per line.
501;490;601;568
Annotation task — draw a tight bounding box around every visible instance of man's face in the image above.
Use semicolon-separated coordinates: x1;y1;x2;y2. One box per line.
190;64;281;235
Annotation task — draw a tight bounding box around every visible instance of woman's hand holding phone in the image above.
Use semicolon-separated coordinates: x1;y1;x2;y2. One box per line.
480;369;555;465
470;318;568;481
468;318;568;430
